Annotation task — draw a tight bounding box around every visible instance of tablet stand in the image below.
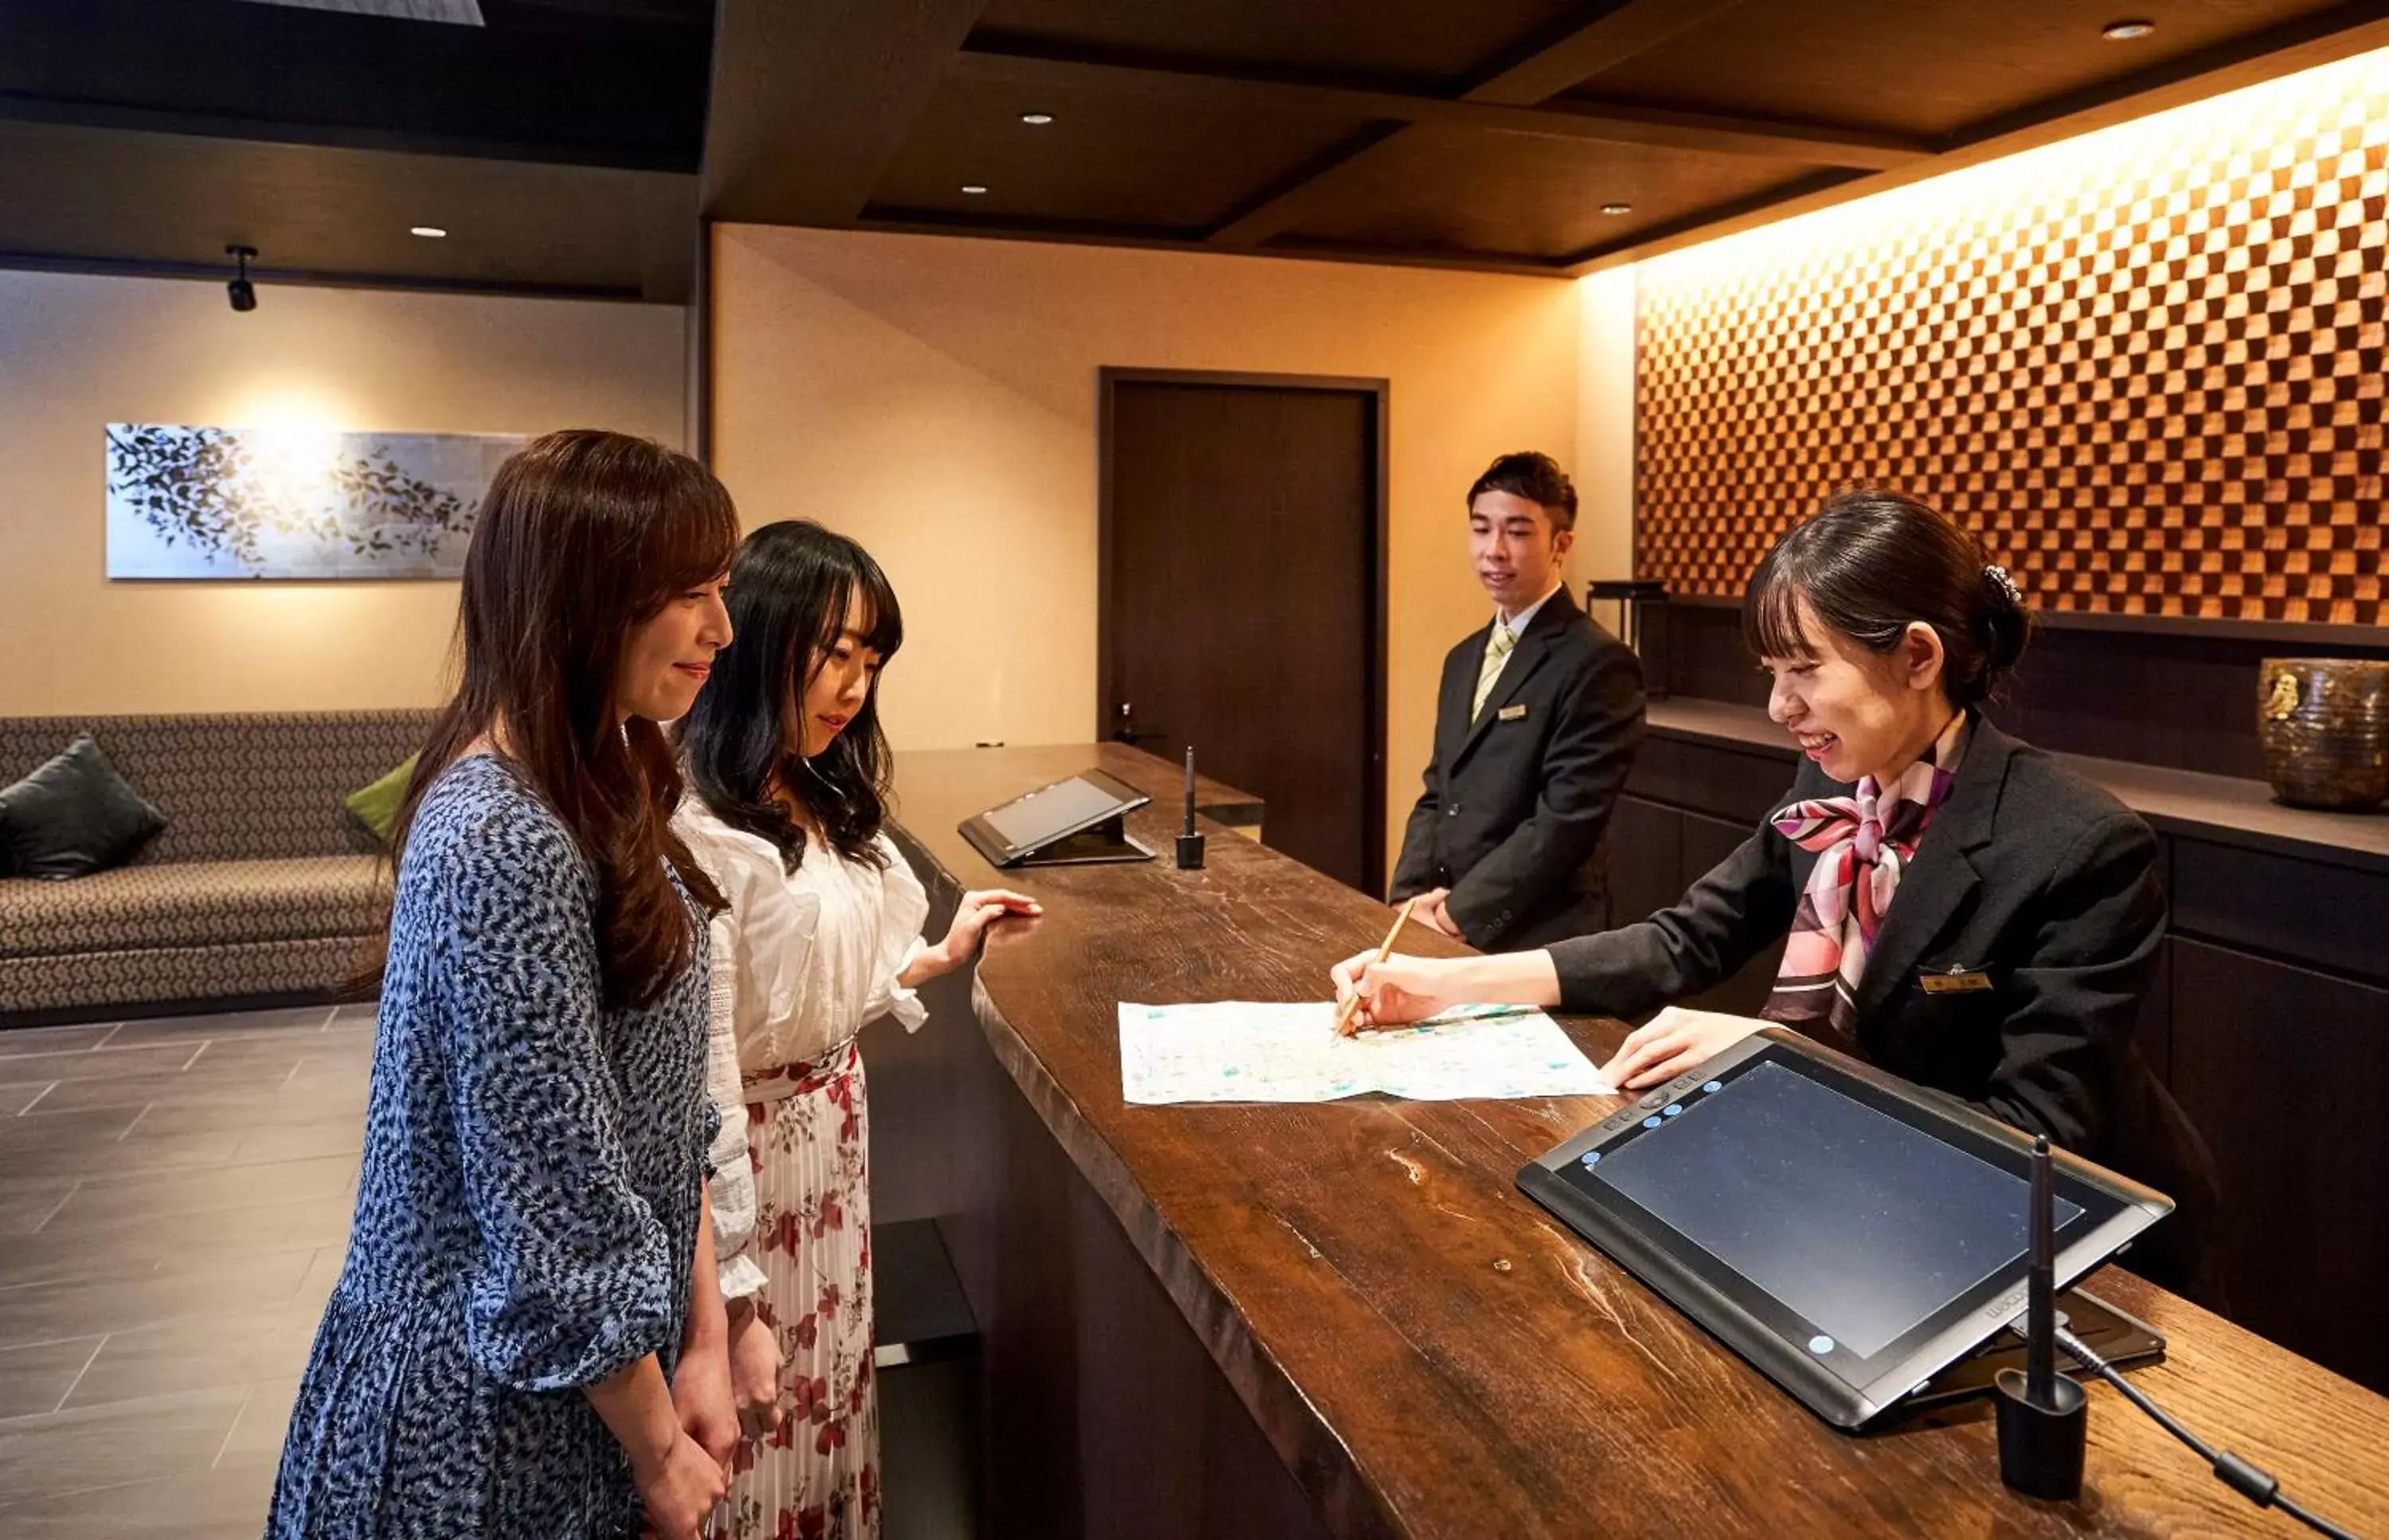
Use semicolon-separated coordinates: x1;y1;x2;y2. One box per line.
967;814;1155;869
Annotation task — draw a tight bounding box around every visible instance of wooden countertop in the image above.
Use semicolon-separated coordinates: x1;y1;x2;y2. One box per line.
892;741;2389;1538
1648;698;2389;874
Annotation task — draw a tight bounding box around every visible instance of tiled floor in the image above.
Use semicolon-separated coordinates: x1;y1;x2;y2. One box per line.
0;1003;372;1538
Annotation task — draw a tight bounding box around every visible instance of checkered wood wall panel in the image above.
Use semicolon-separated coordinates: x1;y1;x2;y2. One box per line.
1636;56;2389;625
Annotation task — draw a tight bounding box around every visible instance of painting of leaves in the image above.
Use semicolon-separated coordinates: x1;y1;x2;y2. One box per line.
105;424;525;579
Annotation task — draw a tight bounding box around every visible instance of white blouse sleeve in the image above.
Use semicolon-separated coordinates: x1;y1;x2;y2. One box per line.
705;904;771;1303
862;835;933;1033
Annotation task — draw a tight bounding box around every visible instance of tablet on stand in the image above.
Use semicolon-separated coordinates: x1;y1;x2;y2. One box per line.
1519;1030;2173;1429
959;768;1157;869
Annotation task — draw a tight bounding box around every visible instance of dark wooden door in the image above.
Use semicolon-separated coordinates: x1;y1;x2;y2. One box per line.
1101;369;1385;893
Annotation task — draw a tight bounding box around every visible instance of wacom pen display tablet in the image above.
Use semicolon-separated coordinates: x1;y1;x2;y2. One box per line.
1517;1031;2172;1429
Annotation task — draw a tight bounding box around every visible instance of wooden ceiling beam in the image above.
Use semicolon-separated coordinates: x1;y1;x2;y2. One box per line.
700;0;985;225
1204;0;1752;247
949;49;1928;169
1559;2;2389;274
1464;0;1751;105
851;205;1569;279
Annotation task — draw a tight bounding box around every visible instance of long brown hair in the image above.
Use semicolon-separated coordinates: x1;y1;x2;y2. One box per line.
390;429;737;1007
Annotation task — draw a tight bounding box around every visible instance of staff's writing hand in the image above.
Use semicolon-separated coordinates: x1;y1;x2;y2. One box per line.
1330;950;1457;1031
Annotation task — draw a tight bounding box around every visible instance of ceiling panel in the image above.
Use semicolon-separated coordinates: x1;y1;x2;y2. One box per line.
0;120;692;299
1570;0;2353;139
872;73;1374;233
968;0;1588;88
1274;128;1830;261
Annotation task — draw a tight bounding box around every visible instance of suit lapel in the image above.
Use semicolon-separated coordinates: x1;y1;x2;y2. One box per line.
1851;715;2015;1025
1452;589;1576;768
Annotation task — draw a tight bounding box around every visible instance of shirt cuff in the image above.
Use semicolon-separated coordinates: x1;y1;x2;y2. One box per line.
883;938;931;1033
718;1253;771;1303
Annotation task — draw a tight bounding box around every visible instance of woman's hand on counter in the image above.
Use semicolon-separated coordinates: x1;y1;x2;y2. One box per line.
903;888;1044;985
1597;1006;1770;1090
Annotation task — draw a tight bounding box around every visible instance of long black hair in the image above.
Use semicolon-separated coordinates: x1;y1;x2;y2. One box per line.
1743;488;2031;710
678;519;903;870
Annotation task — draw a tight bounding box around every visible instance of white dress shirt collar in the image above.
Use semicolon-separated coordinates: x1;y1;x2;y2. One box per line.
1498;579;1566;637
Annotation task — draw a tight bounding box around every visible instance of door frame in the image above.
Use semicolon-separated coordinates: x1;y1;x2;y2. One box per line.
1096;366;1391;895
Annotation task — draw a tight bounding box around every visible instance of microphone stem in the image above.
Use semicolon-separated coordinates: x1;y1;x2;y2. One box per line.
2027;1136;2055;1405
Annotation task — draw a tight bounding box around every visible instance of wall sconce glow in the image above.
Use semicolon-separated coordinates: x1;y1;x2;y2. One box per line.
1019;112;1054;125
409;225;448;238
2102;19;2156;41
229;390;350;433
1601;202;1633;216
960;184;990;195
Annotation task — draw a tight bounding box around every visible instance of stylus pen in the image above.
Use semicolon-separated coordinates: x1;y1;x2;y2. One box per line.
2027;1135;2056;1405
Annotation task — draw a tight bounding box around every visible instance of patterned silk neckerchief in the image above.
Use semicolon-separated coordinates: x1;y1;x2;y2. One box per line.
1761;714;1968;1040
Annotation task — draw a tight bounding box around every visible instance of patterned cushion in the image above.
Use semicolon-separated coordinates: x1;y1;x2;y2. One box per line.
0;856;389;960
0;711;432;866
0;935;377;1019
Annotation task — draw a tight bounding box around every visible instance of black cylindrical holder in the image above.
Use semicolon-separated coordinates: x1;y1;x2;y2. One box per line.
1994;1366;2086;1500
1176;831;1206;870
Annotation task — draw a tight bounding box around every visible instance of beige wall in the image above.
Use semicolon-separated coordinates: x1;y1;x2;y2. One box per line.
710;225;1583;872
1574;264;1638;584
0;269;686;716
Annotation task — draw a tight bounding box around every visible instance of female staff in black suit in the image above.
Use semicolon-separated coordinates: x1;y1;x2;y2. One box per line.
1335;489;2218;1296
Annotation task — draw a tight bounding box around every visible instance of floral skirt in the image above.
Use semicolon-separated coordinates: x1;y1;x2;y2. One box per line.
714;1040;880;1540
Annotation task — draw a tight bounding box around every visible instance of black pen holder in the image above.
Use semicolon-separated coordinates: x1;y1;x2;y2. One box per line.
1175;831;1206;870
1993;1367;2086;1501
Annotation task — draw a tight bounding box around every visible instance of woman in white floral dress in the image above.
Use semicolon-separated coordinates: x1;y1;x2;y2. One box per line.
675;519;1037;1540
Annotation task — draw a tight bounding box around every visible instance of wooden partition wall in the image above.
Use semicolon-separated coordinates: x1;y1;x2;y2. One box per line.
1634;47;2389;629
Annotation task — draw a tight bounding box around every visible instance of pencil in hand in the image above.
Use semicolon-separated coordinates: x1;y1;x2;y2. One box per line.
1334;897;1417;1038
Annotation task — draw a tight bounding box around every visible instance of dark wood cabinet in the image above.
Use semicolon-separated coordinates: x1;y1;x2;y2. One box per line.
1678;808;1784;1016
1605;795;1682;932
2168;938;2389;1391
1602;797;1784;1016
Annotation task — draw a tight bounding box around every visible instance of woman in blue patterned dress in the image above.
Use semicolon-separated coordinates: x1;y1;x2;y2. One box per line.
268;430;745;1540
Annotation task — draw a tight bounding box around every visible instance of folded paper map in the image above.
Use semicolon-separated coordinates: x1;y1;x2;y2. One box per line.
1118;1000;1614;1105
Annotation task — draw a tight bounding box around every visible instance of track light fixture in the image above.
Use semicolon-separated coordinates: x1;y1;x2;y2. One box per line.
225;244;258;313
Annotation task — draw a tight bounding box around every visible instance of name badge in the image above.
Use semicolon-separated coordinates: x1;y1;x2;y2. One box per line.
1921;968;1994;995
1497;703;1529;721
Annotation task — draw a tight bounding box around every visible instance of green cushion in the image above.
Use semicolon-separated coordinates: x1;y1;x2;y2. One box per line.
343;753;417;844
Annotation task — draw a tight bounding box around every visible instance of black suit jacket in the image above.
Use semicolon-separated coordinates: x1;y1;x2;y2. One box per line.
1390;589;1645;950
1546;716;2222;1300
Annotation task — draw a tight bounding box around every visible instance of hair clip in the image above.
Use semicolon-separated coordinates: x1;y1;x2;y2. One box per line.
1984;564;2023;604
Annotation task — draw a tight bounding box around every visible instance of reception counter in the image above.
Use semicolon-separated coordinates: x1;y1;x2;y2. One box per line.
878;742;2389;1539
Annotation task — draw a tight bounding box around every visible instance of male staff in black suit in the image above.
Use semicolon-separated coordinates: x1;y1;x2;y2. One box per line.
1390;451;1646;948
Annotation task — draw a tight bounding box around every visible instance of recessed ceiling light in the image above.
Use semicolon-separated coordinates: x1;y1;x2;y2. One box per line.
960;184;989;195
410;225;448;238
2102;19;2155;39
1020;111;1054;126
1601;202;1632;216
